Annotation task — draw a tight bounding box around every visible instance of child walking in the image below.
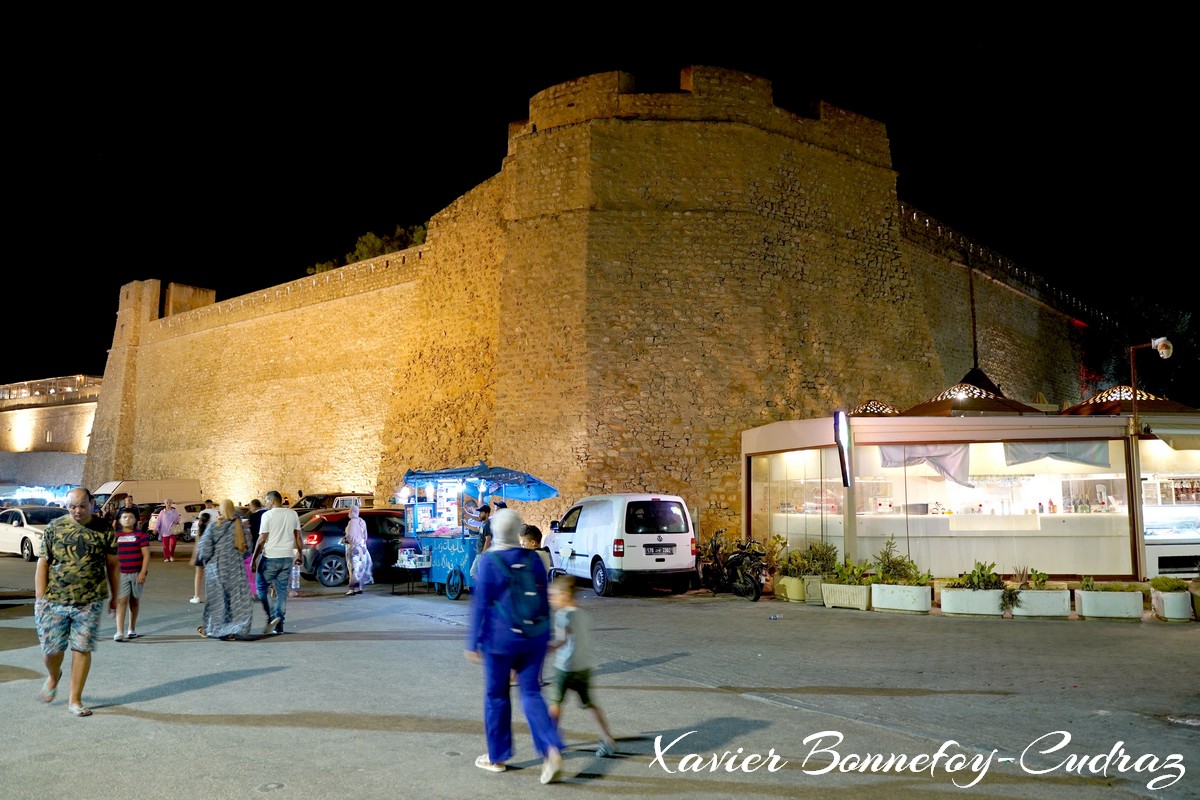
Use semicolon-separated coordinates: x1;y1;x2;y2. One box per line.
113;509;150;641
546;575;617;756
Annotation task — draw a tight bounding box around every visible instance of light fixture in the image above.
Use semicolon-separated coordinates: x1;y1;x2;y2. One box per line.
1129;337;1174;433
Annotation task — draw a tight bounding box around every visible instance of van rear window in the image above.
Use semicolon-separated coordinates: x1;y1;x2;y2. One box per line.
624;501;689;534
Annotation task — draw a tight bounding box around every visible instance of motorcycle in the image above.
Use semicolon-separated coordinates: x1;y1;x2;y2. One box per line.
697;529;767;601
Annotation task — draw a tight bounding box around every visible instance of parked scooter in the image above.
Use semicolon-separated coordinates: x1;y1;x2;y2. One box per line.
697;529;767;601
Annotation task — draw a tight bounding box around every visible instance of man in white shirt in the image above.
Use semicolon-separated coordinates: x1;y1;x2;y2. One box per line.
251;490;302;635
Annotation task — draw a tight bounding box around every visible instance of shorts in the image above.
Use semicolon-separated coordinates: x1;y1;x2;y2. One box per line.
117;573;144;599
34;599;103;655
550;668;594;708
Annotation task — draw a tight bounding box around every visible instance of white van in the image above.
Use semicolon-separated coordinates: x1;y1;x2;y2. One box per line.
544;493;697;597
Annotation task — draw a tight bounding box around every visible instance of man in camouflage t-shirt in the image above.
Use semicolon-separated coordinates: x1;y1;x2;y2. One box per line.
34;487;118;717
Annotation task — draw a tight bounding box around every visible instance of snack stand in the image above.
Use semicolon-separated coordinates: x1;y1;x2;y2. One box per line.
395;462;559;599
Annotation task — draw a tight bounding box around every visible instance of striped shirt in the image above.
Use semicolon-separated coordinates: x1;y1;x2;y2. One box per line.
116;530;150;574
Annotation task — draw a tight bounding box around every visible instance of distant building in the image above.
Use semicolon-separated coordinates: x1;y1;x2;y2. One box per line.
0;375;99;502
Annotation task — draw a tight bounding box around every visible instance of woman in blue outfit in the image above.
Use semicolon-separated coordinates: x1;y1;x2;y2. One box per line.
464;508;564;784
196;499;254;640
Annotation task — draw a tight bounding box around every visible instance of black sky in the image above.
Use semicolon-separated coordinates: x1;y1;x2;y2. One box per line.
9;21;1194;401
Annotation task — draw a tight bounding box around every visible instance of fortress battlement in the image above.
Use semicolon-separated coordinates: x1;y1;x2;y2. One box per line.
509;65;892;169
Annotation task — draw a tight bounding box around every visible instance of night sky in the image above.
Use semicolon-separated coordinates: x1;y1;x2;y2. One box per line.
10;21;1194;402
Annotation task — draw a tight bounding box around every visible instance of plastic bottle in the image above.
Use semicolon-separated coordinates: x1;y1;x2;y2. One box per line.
1038;502;1044;514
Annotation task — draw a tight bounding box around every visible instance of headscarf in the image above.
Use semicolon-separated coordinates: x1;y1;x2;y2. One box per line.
488;508;524;551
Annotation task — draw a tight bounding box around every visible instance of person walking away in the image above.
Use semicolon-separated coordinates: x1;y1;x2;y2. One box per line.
250;491;302;635
464;508;565;783
245;498;265;597
34;488;118;717
547;574;617;756
188;508;217;603
156;499;181;562
196;500;254;640
113;509;150;641
343;503;373;596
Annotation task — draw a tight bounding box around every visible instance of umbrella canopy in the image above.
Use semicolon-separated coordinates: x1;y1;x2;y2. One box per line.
404;461;559;503
1059;385;1199;416
465;465;559;503
900;367;1044;416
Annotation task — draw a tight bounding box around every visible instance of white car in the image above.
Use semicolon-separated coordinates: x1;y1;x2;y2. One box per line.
0;505;69;561
544;493;697;597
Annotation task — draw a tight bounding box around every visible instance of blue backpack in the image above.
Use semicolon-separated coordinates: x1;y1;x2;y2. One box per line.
488;549;549;638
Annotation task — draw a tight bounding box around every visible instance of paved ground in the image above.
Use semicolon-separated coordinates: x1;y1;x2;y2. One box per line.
0;543;1197;800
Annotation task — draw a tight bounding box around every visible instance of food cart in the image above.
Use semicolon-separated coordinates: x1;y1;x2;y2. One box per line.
395;462;559;600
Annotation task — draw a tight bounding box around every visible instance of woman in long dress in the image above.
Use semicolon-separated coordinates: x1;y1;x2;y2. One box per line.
197;499;255;640
344;503;373;596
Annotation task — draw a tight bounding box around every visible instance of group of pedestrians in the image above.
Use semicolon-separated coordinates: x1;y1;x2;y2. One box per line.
32;487;305;716
465;507;616;785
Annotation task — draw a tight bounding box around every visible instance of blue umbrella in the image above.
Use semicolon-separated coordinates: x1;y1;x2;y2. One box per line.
404;462;559;503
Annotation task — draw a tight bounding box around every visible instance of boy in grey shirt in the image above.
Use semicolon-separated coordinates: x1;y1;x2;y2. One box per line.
546;575;617;756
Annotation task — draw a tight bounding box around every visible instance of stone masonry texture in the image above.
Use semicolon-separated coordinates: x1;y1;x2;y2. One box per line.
83;66;1092;537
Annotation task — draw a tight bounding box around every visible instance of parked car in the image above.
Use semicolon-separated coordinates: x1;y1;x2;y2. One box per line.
292;492;375;512
0;505;70;561
544;493;697;596
299;508;416;587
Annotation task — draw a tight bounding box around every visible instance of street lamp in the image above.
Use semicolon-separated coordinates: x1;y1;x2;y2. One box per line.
1128;337;1173;433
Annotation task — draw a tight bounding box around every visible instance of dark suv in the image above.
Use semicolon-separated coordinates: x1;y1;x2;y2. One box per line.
299;508;417;587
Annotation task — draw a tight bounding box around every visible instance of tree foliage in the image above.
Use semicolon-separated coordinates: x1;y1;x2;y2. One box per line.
305;223;428;275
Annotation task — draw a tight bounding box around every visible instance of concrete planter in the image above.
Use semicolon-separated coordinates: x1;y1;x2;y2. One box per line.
1011;589;1071;619
871;583;931;614
1152;590;1193;622
802;575;825;605
939;588;1005;617
775;576;805;603
821;583;871;611
1075;590;1144;621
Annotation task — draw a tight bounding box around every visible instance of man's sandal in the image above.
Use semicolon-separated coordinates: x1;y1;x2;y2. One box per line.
38;672;62;703
68;704;92;717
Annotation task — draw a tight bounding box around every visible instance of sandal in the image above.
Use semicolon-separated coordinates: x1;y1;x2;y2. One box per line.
196;626;208;638
38;671;62;703
475;755;506;773
68;704;93;717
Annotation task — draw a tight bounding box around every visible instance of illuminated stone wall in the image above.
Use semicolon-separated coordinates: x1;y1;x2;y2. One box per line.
83;66;1093;534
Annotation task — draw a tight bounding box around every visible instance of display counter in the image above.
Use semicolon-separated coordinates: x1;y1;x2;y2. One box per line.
771;512;1132;577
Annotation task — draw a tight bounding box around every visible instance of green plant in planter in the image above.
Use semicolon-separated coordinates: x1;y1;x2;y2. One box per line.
1149;576;1188;592
1080;576;1147;596
779;550;807;578
761;534;788;578
826;558;873;586
803;541;839;576
1011;564;1049;590
944;561;1005;590
874;537;932;586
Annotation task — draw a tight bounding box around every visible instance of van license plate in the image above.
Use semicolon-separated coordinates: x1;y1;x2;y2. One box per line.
645;545;674;555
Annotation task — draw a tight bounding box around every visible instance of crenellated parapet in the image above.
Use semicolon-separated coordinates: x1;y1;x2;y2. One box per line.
509;65;892;170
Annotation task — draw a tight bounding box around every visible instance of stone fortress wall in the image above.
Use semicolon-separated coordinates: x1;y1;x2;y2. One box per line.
83;66;1097;536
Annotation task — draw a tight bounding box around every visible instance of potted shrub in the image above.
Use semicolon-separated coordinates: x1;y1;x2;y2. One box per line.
940;561;1010;618
870;537;933;614
821;558;872;611
1075;576;1147;621
775;550;807;603
801;541;839;606
1149;575;1193;622
760;534;787;596
1009;565;1071;619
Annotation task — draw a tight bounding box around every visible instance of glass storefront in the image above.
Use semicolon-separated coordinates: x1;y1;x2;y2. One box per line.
743;415;1200;580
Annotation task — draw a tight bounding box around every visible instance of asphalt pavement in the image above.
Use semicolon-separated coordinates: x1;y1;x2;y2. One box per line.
0;542;1197;800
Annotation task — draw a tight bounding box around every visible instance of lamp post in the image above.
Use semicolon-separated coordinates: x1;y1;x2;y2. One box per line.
1126;336;1172;580
1128;337;1173;434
